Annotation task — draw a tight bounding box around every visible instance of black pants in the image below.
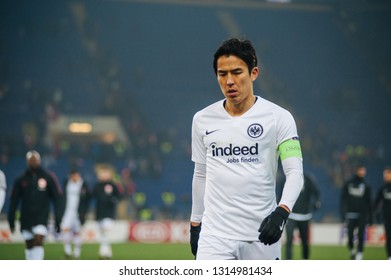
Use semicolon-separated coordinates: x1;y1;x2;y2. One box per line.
346;218;366;253
285;219;310;260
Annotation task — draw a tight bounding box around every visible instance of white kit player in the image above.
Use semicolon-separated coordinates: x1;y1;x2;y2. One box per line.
0;169;6;213
61;169;90;259
190;38;304;260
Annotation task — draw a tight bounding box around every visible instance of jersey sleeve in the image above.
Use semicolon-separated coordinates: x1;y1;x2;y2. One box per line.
190;163;206;223
276;108;303;211
276;108;303;161
7;178;22;229
278;157;304;211
191;113;206;164
0;170;6;212
276;109;300;146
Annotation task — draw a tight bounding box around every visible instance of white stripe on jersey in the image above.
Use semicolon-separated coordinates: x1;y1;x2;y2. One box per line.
191;96;299;241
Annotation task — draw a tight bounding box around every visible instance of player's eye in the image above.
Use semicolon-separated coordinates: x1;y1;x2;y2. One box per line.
218;72;227;77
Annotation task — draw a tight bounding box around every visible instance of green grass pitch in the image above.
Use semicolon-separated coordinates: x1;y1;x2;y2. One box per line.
0;242;387;260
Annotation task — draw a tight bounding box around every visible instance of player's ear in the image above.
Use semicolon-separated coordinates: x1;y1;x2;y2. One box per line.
251;67;259;81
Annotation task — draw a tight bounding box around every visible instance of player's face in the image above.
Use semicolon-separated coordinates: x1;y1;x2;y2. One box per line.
27;155;41;170
384;169;391;183
356;167;367;178
70;172;80;182
216;55;258;107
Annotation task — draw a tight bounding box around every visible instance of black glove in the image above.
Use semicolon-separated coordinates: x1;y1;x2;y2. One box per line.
313;201;321;211
55;222;61;233
258;206;289;245
190;223;201;257
9;224;15;234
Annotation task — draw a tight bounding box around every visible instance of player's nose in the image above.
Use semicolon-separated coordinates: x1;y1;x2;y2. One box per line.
226;75;234;86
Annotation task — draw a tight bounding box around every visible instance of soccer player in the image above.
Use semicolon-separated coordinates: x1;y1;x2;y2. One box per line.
0;169;6;213
373;166;391;260
190;38;304;260
340;164;372;260
284;173;321;260
60;169;90;259
92;167;121;259
7;150;63;260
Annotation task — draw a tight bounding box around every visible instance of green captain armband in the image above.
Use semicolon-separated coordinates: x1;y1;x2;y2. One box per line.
278;138;302;160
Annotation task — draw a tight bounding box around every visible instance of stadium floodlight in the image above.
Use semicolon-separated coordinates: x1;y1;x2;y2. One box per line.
68;122;93;133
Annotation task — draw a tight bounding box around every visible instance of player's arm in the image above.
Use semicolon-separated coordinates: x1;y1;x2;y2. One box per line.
190;162;206;256
190;162;206;224
7;179;21;233
111;182;121;204
373;187;384;224
309;175;322;210
189;114;207;256
0;187;5;213
365;186;373;225
278;138;304;210
78;182;91;225
373;187;383;211
259;138;303;245
0;170;6;212
48;171;64;232
339;183;348;222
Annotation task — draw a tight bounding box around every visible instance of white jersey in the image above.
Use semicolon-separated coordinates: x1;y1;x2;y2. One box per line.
191;96;300;241
0;169;6;212
61;178;83;226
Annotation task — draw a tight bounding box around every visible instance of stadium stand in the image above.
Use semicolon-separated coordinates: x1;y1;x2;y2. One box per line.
0;0;390;222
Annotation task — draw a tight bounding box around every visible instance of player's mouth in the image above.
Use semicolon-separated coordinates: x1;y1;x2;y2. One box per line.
226;89;238;97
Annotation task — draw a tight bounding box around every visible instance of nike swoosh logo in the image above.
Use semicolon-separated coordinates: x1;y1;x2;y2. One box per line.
206;129;219;135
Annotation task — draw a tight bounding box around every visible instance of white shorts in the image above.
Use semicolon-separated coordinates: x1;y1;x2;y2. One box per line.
21;225;48;241
196;234;281;260
99;218;114;231
61;213;81;232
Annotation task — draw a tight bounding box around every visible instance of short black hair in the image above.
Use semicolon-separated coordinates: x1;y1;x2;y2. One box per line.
355;163;366;170
69;168;79;174
213;38;258;75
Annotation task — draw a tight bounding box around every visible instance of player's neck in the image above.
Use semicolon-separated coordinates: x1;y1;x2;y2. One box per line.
224;95;257;116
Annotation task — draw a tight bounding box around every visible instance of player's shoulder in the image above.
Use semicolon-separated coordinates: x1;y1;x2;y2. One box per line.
193;99;224;119
0;170;5;183
256;96;292;115
12;172;26;188
44;168;60;181
16;170;29;181
195;98;224;114
256;97;297;128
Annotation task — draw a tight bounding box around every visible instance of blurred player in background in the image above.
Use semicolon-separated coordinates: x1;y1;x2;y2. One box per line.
373;166;391;260
284;173;321;260
190;38;304;260
7;150;63;260
93;166;121;259
60;168;90;259
340;164;372;260
0;169;6;213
